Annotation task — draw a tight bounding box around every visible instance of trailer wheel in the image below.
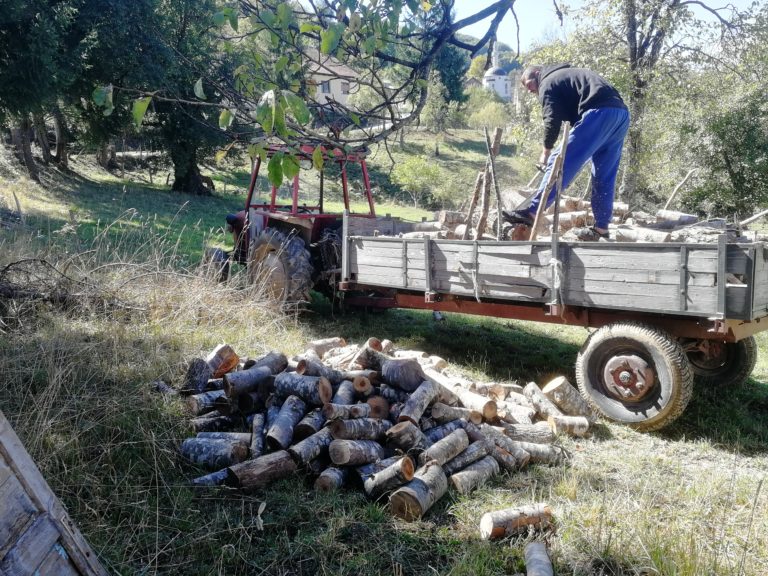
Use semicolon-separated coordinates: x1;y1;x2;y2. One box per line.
576;322;693;432
686;336;757;387
249;229;313;303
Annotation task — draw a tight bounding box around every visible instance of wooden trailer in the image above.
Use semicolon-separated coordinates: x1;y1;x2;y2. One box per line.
338;213;768;431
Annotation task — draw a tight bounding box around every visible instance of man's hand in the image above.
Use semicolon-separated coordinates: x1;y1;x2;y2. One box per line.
538;148;551;167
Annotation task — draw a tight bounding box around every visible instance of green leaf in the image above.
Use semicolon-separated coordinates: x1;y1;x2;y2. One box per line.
213;11;227;26
320;24;343;54
282;91;310;125
215;149;228;164
312;146;324;171
299;23;321;34
219;109;234;129
247;142;265;160
275;55;289;73
267;153;284;187
261;11;276;27
92;84;111;106
228;10;239;31
194;78;206;100
349;111;361;126
276;3;293;25
282;154;300;179
132;97;152;128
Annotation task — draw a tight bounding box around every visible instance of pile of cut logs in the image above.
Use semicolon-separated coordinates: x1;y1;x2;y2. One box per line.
173;337;595;526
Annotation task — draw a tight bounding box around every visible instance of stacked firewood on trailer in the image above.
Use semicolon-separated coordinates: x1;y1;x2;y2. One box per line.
171;338;595;524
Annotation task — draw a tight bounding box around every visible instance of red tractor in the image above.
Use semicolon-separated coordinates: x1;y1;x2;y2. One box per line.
221;144;377;302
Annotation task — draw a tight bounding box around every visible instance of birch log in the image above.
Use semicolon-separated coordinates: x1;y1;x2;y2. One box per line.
180;438;249;470
449;455;499;494
226;450;297;490
191;469;229;487
431;402;482;425
385;421;432;454
418;428;469;467
300;357;346;385
187;390;225;416
248;351;288;373
398;380;439;424
353;375;374;397
507;441;565;465
322;402;371;420
390;463;448;521
524;542;554;576
314;467;348;492
197;432;251;442
379;384;410;404
363;456;415;500
523;383;563;420
548;415;590;437
189;414;240;433
306;337;347;357
479;503;553;539
541;376;596;421
250;413;265;459
274;373;333;406
381;358;427;392
366;396;390;420
223;366;272;399
332;380;356;405
294;408;326;441
330;418;392;440
498;422;555;444
453;388;497;420
442;440;490;476
266;395;307;451
287;427;334;467
329;439;385;466
424;420;465;443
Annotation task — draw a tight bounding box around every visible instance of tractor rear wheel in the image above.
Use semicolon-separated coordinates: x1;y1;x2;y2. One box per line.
248;229;313;304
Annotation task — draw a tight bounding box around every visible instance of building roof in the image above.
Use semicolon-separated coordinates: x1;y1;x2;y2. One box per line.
484;67;507;77
306;49;358;78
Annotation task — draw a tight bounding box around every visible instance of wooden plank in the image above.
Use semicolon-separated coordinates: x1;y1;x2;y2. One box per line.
433;270;548;289
0;453;12;487
0;411;108;576
34;544;80;576
726;286;750;319
0;475;36;559
565;287;717;314
349;253;425;269
726;246;751;275
0;514;59;575
566;267;716;287
431;281;548;300
352;272;426;290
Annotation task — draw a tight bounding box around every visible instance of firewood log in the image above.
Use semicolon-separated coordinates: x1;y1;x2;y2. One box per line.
349;339;385;369
223;366;272;399
213;395;238;416
248;351;288;373
322;344;359;365
237;390;266;414
379;384;409;404
294;408;326;442
226;450;297;490
398;380;440;425
506;441;565;465
205;344;240;378
366;396;390;419
389;402;404;422
614;226;672;243
390;462;448;521
286;358;307;374
315;467;348;492
497;402;536;425
548;415;590;437
346;369;379;384
322;402;371;420
330;418;392;440
197;432;251;442
191;469;228;487
250;413;265;459
329;439;385;466
442;440;490;477
490;445;522;472
380;339;394;354
332;380;356;405
476;424;531;468
449;455;499;495
287;427;333;467
541;376;596;421
420;355;448;372
424;419;466;443
523;383;563;420
274;373;333;406
479;503;553;540
418;428;469;467
306;337;347;358
355;456;402;486
182;358;213;394
187;390;225;416
524;542;553;576
453;388;497;421
180;437;249;470
385;421;432;454
419;416;436;431
381;358;427;392
301;357;346;385
205;378;224;391
353;375;374;397
498;422;555;444
151;380;177;395
421;368;461;406
266;395;307;451
655;209;698;226
306;453;331;476
364;456;415;500
393;350;428;359
430;402;482;425
265;404;280;430
613;201;629;217
189;414;240;433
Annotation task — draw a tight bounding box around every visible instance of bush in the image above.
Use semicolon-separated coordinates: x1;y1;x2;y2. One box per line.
390;156;442;207
467;101;511;130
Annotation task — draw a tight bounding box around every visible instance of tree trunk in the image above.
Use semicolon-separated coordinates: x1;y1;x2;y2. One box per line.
186;390;225;416
180;437;249;470
449;455;499;495
266;395;307;450
523;383;563;420
524;542;554;576
32;113;52;164
315;467;348;492
328;439;384;466
330;417;392;440
385;421;432;455
363;456;414;500
250;413;265;458
287;427;334;466
541;376;596;421
398;380;440;425
390;462;448;521
169;142;210;195
11;116;40;182
294;408;326;441
226;450;297;490
274;373;333;406
431;402;482;425
51;106;68;168
206;344;240;378
548;415;590;437
442;440;490;477
479;503;553;540
418;428;469;467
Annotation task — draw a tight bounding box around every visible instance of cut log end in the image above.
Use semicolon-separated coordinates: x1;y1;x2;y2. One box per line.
366;396;390;420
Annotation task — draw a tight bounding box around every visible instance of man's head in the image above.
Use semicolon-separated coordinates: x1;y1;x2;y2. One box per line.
520;65;542;94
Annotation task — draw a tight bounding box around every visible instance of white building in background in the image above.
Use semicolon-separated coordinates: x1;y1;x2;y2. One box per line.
307;52;358;106
482;45;512;101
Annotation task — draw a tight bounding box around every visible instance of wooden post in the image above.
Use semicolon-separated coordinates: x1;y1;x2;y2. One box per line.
389;462;448;521
449;455;499;495
479;503;553;540
226;450;297;490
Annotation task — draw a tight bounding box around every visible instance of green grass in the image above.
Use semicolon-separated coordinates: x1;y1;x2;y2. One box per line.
1;140;768;576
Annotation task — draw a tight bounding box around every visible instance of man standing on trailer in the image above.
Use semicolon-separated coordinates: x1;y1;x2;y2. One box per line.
503;64;630;241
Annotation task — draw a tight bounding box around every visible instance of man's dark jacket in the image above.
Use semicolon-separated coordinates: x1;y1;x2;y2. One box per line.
538;64;627;149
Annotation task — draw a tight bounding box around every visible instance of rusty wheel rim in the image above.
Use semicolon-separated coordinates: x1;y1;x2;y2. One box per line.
602;354;656;402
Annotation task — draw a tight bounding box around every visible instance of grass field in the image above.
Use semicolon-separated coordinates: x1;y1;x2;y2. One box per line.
1;137;767;576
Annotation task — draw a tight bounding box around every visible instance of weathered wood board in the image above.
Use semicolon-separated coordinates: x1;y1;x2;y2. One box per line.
344;225;763;321
0;410;108;575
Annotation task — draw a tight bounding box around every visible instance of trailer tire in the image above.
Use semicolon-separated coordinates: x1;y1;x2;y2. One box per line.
687;336;757;387
249;229;313;304
576;322;693;432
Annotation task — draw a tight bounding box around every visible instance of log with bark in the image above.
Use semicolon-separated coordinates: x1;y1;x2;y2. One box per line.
205;344;240;378
363;456;415;500
180;437;249;470
524;542;553;576
191;469;229;487
189;414;241;433
300;356;347;385
294;408;326;441
306;337;347;358
329;417;392;440
448;455;499;495
421;368;461;406
523;383;563;420
379;383;410;404
182;359;213;395
497;402;536;425
548;415;590;437
541;376;596;421
418;428;469;467
322;402;371;420
314;466;348;492
385;421;433;454
498;422;555;444
328;439;385;466
398;380;439;425
187;390;226;416
476;424;531;469
274;373;333;406
430;402;483;425
213;395;238;416
366;396;390;419
250;413;265;459
424;420;466;443
332;379;356;405
226;450;297;491
479;503;553;539
453;387;497;421
389;462;448;521
506;441;565;465
223;366;273;399
287;427;334;467
197;432;251;442
614;226;672;243
247;351;289;373
381;358;427;392
266;395;307;450
442;440;490;477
